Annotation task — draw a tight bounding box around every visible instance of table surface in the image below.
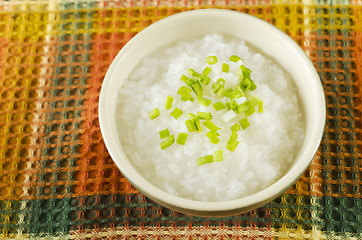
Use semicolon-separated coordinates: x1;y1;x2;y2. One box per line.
0;0;361;239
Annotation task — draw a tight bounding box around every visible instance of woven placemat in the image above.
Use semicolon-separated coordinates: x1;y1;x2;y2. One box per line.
0;1;361;239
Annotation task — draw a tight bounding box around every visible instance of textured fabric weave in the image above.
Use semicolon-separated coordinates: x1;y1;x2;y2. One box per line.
0;0;361;239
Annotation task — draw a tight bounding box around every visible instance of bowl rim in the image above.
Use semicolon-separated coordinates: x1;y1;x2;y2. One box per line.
99;9;326;214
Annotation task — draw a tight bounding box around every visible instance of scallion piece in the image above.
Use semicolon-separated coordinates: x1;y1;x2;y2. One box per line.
203;66;211;76
226;132;240;152
196;120;202;133
246;99;259;108
239;65;252;80
181;74;195;86
225;89;243;100
236;103;247;113
191;82;203;96
244;107;256;117
160;135;174;150
206;131;220;144
197;112;212;120
185;119;197;132
181;96;194;102
176;133;188;145
249;79;257;91
222;63;229;73
213;150;223;162
231;124;241;132
171;107;183;119
212;101;225;111
177;86;192;96
165;95;174;110
239;118;250;129
203;120;220;131
198;96;212;107
258;101;264;113
186;113;198;122
230;55;241;62
199;75;211;85
226;100;237;111
159;128;170;139
212;78;225;94
149;108;160;120
197;155;213;165
206;56;217;65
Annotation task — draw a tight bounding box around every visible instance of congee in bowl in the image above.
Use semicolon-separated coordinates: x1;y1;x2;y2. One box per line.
99;9;325;216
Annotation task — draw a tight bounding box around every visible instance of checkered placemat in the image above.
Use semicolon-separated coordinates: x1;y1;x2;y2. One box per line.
0;0;361;239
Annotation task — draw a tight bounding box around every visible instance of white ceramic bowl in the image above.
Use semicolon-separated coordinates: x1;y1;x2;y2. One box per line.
99;9;325;216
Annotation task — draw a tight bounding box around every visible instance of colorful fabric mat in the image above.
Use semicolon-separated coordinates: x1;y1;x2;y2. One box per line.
0;0;361;239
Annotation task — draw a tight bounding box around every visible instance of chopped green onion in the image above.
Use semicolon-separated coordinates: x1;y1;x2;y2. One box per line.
258;101;264;113
231;124;241;132
226;132;240;152
240;79;251;90
246;99;259;108
197;155;214;165
230;55;241;62
187;68;196;75
165;95;174;110
239;65;252;80
213;101;225;111
236;103;248;113
206;56;217;65
225;89;243;100
239;118;250;129
196;120;202;133
213;150;223;162
185;119;197;132
191;82;203;96
226;100;237;111
203;67;211;76
198;96;212;107
197;112;212;120
222;63;229;73
186;113;198;122
149;108;160;120
171;107;183;119
206;131;220;144
159;128;170;139
199;76;211;85
203;120;220;131
244;107;256;117
176;133;188;145
181;96;194;102
160;135;174;150
181;74;195;86
177;86;192;96
249;79;257;91
212;78;225;94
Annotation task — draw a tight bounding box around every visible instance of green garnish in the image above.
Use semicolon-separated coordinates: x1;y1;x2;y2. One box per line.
230;55;241;62
244;107;255;117
181;74;195;86
212;101;225;111
213;150;223;162
197;112;212;120
236;103;248;113
212;78;225;94
197;155;213;165
198;96;212;107
160;135;174;150
165;95;174;110
191;82;203;96
177;86;192;96
226;100;237;111
226;132;240;152
222;63;229;73
176;133;188;145
258;101;263;113
206;56;217;65
186;113;198;122
203;120;220;131
239;118;250;129
246;99;259;108
206;131;220;144
224;89;244;100
171;107;183;119
159;128;170;139
185;119;197;132
203;67;211;76
149;108;160;120
239;65;252;80
231;124;241;132
196;120;202;133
